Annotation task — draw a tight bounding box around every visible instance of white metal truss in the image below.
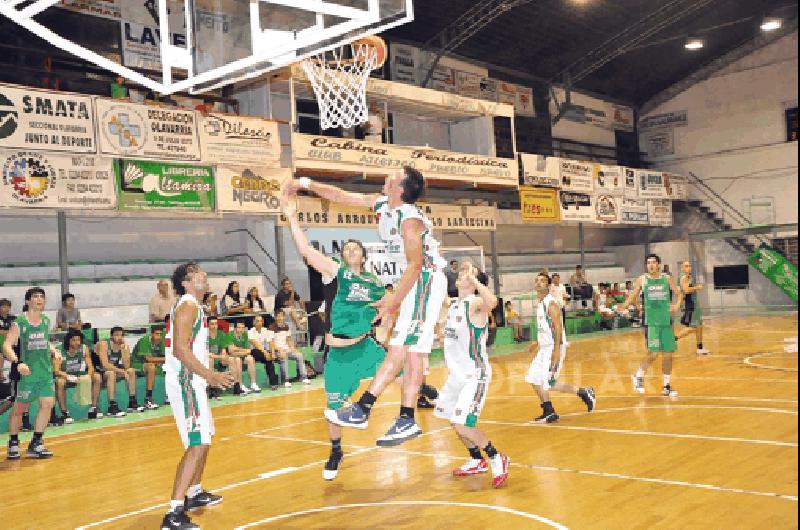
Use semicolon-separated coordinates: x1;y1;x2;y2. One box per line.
0;0;413;95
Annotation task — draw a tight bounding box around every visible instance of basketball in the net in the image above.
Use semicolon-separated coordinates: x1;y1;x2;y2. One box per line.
352;35;388;68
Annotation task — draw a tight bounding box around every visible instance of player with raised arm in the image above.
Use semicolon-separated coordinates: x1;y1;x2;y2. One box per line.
281;191;386;480
160;263;234;530
286;167;448;447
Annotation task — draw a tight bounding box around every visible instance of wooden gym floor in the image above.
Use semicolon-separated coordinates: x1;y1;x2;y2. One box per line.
1;313;797;529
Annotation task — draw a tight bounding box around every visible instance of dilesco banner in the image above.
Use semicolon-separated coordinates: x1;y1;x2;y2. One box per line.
554;158;594;193
0;150;116;209
620;197;649;225
215;165;292;214
198;113;282;166
519;186;560;224
748;245;798;302
292;133;518;187
559;190;594;222
95;99;201;161
648;199;673;227
636;169;669;199
0;84;96;153
519;153;559;188
115;159;215;212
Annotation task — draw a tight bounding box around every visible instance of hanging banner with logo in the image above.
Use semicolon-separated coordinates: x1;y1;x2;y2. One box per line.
58;0;121;20
456;71;482;99
519;153;559;188
664;172;689;200
120;0;186;70
198;114;281;166
594;194;621;225
642;128;675;157
559;190;594;222
292;134;518;187
648;199;673;226
430;64;458;93
556;158;594;193
520;186;560;224
479;77;497;102
215;166;291;214
620;197;649;225
96;99;201;161
594;164;624;196
623;167;639;199
0;150;116;209
748;245;798;302
390;43;420;85
640;110;688;130
419;203;497;231
497;81;517;106
515;86;535;117
0;85;96;153
115;159;214;211
637;169;668;199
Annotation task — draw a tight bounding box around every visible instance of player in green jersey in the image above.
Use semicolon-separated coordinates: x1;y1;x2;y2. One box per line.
54;329;103;424
3;287;61;459
281;193;386;481
617;254;681;397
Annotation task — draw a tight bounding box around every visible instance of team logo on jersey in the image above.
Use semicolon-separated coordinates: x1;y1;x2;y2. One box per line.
346;283;372;302
2;151;56;205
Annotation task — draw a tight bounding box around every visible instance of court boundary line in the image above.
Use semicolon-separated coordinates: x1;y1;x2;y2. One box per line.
487;395;799;404
743;352;799;372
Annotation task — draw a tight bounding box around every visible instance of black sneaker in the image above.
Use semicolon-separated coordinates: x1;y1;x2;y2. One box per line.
662;385;678;397
88;407;104;420
323;450;344;481
7;442;20;460
22;413;32;432
49;411;63;427
161;508;198;530
416;396;435;409
62;410;74;425
26;440;54;459
578;387;596;412
127;399;145;413
108;402;127;417
420;383;439;401
185;491;223;511
144;398;159;410
534;404;559;424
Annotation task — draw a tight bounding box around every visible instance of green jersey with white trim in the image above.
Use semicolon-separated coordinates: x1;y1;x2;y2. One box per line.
328;258;385;338
643;274;672;327
16;313;53;382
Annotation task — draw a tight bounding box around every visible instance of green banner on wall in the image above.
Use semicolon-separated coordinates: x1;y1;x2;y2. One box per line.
748;245;798;302
115;159;215;211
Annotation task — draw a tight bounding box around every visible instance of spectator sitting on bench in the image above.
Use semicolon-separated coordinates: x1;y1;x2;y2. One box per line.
593;284;616;330
54;330;102;424
504;301;524;342
56;293;82;332
222;281;250;316
132;326;165;410
93;327;143;416
207;316;243;399
225;320;266;392
149;280;175;323
202;292;220;318
269;310;310;387
569;265;593;307
245;287;266;313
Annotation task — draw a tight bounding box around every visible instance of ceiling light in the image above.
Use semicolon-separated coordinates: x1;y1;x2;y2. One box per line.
684;37;704;50
760;17;782;32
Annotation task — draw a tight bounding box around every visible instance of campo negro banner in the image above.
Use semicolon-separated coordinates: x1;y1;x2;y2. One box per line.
215;166;291;214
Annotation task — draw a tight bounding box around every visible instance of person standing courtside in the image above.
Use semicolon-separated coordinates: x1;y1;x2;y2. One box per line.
160;263;233;530
675;261;711;355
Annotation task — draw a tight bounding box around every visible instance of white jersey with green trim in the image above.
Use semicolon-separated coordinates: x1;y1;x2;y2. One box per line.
164;294;208;376
537;293;566;349
374;196;446;278
443;295;490;380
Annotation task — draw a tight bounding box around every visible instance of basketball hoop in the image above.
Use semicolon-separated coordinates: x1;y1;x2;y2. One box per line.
301;36;388;130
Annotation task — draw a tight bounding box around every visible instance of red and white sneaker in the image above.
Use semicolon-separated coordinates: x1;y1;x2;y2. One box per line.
452;458;489;477
490;453;510;488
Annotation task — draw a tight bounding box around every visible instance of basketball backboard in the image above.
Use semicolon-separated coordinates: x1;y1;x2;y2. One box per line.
0;0;413;95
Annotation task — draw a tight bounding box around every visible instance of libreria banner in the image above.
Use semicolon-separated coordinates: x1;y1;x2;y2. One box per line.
748;245;798;302
115;159;215;211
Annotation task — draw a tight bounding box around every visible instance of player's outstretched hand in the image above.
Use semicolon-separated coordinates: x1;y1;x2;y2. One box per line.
283;180;304;198
371;293;398;324
208;370;235;389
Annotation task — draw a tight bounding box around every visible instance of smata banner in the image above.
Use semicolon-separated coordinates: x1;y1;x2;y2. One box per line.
748;245;798;302
556;158;594;193
198;114;281;166
594;164;624;196
115;159;215;211
594;194;621;225
96;99;201;161
292;134;518;187
519;186;560;224
648;199;673;227
665;173;689;200
620;197;649;225
0;150;116;209
559;190;594;222
623;167;639;199
216;166;291;214
0;85;96;153
519;153;559;188
637;169;668;199
58;0;121;20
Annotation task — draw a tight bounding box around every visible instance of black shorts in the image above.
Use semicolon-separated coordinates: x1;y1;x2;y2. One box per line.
0;379;17;402
250;349;275;364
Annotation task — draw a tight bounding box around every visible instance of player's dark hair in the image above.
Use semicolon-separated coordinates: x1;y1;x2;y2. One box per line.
401;167;425;204
150;326;164;334
172;262;199;296
0;298;10;308
24;287;45;301
62;292;75;304
63;329;84;350
110;326;124;336
474;271;490;295
646;253;662;264
537;272;552;286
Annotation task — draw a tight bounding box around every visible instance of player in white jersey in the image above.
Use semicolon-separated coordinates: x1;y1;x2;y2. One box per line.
437;262;509;488
526;272;596;423
287;168;448;447
161;263;233;530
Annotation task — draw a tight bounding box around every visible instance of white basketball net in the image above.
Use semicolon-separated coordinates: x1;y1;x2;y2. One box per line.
302;42;379;130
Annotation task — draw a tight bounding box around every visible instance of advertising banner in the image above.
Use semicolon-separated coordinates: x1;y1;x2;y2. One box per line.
390;43;420;85
0;150;116;209
664;172;689;200
479;77;497;102
115;159;214;211
96;99;201;161
623;167;639;199
559;190;594;222
748;245;798;302
120;0;186;70
620;197;649;225
456;71;482;99
0;85;96;153
642;128;675;157
215;166;292;214
520;186;560;224
594;194;621;225
594;164;624;196
637;169;669;199
556;158;594;193
515;86;535;117
497;81;517;106
519;153;559;188
419;203;497;231
58;0;121;20
198;113;281;166
640;110;688;130
648;199;673;226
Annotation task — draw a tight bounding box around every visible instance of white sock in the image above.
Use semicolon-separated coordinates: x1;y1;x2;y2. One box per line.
169;500;183;512
187;484;202;498
663;375;671;386
635;369;645;379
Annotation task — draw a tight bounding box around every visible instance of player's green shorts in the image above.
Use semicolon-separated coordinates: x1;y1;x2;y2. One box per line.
325;336;386;410
647;325;677;353
16;378;55;403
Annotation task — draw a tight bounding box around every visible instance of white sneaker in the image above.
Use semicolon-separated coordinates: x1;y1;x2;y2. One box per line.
241;386;252;395
284;381;292;388
250;383;262;393
302;378;311;385
696;348;711;355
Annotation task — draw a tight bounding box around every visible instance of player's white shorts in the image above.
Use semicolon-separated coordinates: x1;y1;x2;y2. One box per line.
434;372;491;427
165;371;214;448
525;345;567;387
390;270;447;354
